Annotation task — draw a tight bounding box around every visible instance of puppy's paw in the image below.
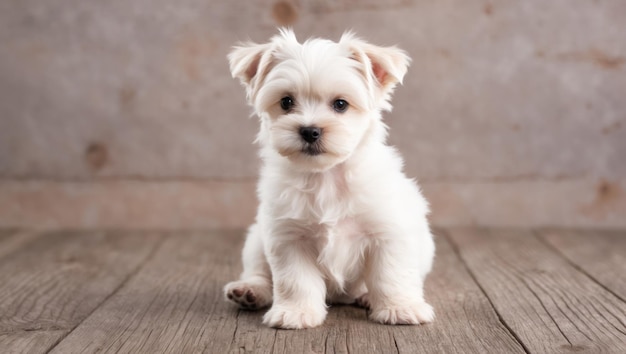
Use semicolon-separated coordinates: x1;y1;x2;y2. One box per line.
355;293;370;309
224;280;272;310
369;301;434;325
262;304;327;329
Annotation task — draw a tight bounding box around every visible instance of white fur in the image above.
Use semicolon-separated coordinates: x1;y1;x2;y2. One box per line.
224;29;435;329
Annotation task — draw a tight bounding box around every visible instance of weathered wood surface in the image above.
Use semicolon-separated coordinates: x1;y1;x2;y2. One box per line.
446;228;626;354
1;228;625;353
393;232;526;354
49;230;245;354
0;230;163;354
539;229;626;301
47;231;529;354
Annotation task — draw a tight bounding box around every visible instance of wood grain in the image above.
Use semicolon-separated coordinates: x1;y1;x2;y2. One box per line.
49;230;246;353
4;228;624;353
51;229;530;353
446;228;626;354
270;306;395;354
392;232;526;354
0;230;163;354
539;229;626;301
0;330;66;354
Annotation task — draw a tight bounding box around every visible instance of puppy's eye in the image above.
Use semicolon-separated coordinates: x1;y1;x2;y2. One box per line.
280;96;295;112
332;99;349;113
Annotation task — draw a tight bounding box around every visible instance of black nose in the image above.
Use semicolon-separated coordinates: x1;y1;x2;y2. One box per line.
299;126;322;143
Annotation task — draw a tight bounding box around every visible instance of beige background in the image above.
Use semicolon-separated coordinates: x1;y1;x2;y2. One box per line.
1;0;625;229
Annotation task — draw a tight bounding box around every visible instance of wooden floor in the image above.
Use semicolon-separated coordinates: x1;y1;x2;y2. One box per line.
0;228;625;354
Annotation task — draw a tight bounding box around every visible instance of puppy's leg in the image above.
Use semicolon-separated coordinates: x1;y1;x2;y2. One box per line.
224;224;273;310
263;231;327;329
365;229;435;325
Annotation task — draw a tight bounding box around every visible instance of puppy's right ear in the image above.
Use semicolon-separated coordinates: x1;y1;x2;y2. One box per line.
228;42;273;100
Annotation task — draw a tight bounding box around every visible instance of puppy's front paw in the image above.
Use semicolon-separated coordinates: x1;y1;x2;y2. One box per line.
224;280;272;310
369;301;434;325
262;304;327;329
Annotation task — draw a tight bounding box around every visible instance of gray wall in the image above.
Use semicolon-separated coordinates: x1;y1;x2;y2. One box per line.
1;0;625;229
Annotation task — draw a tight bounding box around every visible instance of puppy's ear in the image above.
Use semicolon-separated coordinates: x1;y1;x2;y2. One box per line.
228;42;273;101
341;32;411;110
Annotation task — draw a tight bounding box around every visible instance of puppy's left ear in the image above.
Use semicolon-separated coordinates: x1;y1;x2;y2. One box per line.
341;33;411;110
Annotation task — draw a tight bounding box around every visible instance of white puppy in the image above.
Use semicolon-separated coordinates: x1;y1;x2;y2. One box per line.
224;29;435;329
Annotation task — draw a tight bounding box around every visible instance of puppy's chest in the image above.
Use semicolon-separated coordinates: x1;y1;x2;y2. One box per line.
278;169;354;223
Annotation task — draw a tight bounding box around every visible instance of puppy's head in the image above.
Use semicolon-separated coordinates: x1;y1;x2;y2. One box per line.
229;29;410;171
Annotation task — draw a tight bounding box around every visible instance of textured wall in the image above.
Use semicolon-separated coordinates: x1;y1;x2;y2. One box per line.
1;0;625;229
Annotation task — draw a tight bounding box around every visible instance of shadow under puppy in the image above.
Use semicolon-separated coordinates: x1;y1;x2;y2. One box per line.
224;29;435;329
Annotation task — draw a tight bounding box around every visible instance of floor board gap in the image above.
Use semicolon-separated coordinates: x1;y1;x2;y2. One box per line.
441;230;532;354
533;230;626;304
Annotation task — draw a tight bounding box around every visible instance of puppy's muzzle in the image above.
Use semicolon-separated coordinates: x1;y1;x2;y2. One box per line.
299;126;322;143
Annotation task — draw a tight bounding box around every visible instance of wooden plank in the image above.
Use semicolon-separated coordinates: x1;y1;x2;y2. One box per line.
227;310;277;354
446;228;626;354
0;230;163;354
539;229;626;301
229;297;393;354
392;232;526;354
52;229;531;353
49;230;247;353
270;305;396;354
0;330;66;354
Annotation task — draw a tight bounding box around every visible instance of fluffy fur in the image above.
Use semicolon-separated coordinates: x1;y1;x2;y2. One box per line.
224;29;435;329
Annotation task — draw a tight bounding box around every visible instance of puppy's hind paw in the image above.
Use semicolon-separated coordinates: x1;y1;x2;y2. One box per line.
369;301;434;325
354;293;370;309
224;280;272;310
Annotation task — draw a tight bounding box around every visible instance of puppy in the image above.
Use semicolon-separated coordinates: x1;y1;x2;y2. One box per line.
224;29;435;329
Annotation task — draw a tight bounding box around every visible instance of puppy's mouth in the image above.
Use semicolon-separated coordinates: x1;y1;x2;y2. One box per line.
302;143;324;156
